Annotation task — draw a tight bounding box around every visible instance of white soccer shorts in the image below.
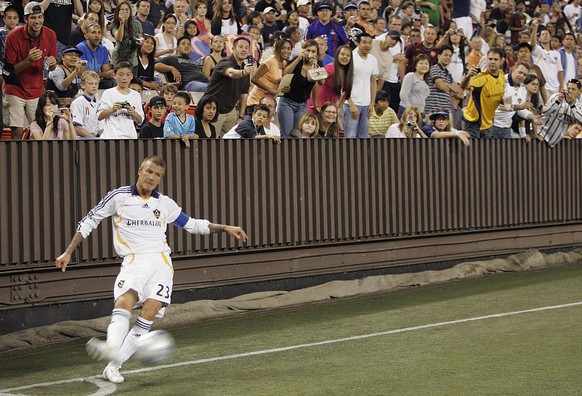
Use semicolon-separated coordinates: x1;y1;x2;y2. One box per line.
113;253;174;311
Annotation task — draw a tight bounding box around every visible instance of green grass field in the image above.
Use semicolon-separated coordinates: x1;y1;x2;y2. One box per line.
2;263;582;395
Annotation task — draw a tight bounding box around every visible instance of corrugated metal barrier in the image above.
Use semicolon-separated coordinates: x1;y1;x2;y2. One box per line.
1;138;581;268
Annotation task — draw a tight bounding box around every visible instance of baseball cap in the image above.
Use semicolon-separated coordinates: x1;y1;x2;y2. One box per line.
429;111;449;121
297;0;311;6
62;46;83;56
149;96;167;107
263;6;277;13
343;2;358;10
24;1;43;16
317;2;333;11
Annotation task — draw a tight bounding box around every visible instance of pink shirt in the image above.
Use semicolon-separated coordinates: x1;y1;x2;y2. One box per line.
307;63;343;114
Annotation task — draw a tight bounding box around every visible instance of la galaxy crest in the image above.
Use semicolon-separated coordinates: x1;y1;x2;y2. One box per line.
153;209;161;219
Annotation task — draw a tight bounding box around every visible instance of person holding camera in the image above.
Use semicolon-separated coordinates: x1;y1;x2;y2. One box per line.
111;0;143;68
203;37;256;137
278;40;322;138
385;105;429;138
30;91;77;140
97;61;145;139
46;47;86;99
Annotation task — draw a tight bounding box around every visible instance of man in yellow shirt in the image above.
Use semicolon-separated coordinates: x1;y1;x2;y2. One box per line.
461;48;505;138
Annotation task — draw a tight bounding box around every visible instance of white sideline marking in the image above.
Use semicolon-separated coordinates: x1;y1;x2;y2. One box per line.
2;301;581;395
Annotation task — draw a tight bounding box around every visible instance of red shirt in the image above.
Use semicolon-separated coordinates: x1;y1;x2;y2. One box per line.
4;25;57;100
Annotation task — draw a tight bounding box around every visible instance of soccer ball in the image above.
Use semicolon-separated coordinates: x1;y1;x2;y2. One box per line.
134;330;175;366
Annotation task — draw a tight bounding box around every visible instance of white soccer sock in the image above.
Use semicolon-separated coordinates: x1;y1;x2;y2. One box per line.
113;316;153;365
107;308;131;350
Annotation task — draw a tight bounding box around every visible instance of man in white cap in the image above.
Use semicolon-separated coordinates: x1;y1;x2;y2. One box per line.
261;7;282;44
4;1;57;139
297;0;312;31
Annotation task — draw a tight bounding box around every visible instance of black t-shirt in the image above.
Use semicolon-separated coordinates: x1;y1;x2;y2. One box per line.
204;55;250;114
140;121;164;138
148;0;167;27
159;56;209;88
44;0;74;45
254;0;277;13
283;59;318;103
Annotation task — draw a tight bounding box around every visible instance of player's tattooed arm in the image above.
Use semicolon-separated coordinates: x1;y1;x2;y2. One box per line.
209;223;226;233
209;223;248;242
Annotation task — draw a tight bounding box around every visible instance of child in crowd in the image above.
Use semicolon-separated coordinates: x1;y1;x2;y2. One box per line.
144;84;177;123
0;5;20;63
164;91;196;147
140;96;166;139
70;71;102;139
223;104;281;142
289;113;320;138
129;78;144;95
30;91;77;140
97;61;144;139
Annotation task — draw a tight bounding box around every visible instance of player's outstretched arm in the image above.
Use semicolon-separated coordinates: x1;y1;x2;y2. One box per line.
209;224;248;243
55;232;84;272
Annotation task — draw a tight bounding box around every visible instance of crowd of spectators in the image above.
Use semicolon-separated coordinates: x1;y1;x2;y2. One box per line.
1;0;582;146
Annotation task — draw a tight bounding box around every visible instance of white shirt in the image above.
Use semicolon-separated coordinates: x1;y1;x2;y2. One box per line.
493;76;531;128
264;121;281;137
97;88;145;139
564;4;582;25
77;185;210;257
532;45;563;91
351;49;379;106
388;40;405;83
385;123;420;138
564;51;577;87
470;0;486;20
447;45;464;83
70;94;102;137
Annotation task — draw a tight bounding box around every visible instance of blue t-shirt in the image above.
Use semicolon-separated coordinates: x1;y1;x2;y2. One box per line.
76;41;110;73
164;113;196;137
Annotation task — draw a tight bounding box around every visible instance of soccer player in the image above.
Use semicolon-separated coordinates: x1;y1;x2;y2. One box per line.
55;156;248;383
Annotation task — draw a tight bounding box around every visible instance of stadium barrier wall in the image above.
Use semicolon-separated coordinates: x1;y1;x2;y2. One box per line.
1;139;582;333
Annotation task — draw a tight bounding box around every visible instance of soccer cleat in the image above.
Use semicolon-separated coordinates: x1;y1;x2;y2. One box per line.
103;363;125;384
86;337;116;362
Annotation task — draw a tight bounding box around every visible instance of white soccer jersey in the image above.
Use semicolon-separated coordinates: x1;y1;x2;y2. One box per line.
70;94;101;137
77;185;210;257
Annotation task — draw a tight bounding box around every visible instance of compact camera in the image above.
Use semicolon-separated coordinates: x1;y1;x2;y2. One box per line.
120;101;131;109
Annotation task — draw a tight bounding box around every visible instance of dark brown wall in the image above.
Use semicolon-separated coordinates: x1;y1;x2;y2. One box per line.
1;139;581;323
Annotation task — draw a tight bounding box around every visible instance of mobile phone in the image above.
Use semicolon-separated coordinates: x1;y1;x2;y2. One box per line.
246;56;254;65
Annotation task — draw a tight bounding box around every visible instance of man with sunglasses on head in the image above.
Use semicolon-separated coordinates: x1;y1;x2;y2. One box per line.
539;78;582;147
76;21;115;89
